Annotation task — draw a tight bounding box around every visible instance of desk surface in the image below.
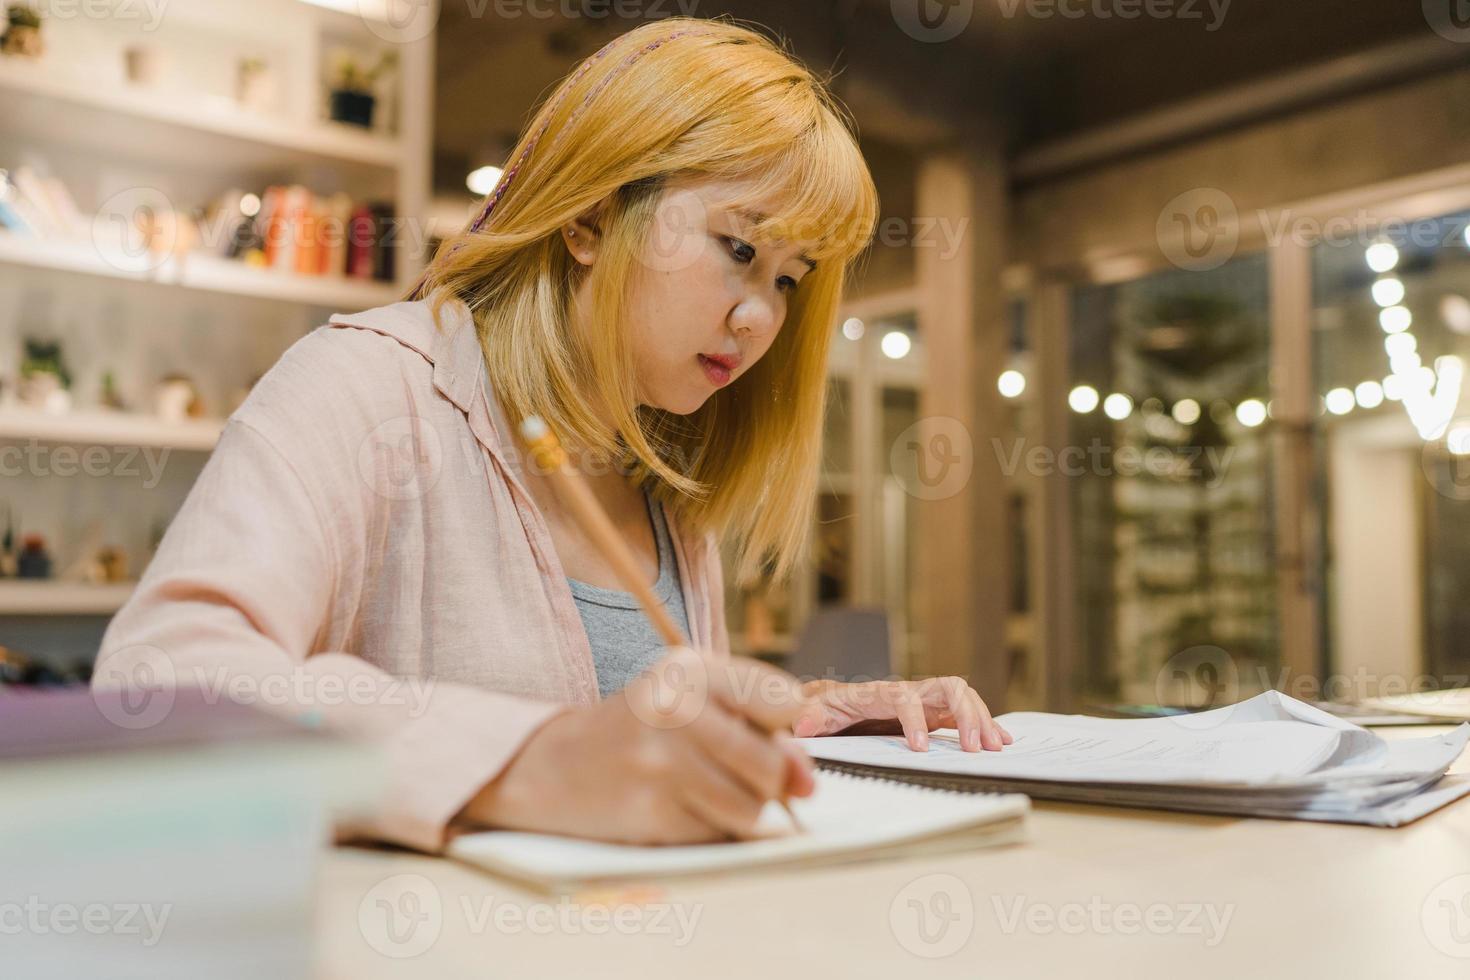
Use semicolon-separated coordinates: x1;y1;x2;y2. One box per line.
316;727;1470;979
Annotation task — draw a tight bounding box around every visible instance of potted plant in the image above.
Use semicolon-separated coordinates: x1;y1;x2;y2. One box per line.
18;337;71;413
1;4;43;59
236;56;274;111
327;49;397;129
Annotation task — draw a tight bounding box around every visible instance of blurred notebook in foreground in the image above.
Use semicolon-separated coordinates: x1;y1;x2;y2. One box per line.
448;770;1027;892
798;692;1470;827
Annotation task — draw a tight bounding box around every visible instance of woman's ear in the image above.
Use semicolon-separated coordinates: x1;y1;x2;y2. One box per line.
561;203;606;267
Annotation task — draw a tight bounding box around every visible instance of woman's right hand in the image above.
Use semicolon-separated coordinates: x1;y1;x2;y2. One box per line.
460;648;816;844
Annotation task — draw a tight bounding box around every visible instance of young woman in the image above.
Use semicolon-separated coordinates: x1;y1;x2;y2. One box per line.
93;17;1009;852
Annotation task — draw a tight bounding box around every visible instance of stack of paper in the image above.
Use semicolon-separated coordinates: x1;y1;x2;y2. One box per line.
799;691;1470;826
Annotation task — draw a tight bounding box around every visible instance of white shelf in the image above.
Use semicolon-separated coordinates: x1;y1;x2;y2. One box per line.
0;581;135;616
0;59;404;177
0;408;223;451
0;234;403;310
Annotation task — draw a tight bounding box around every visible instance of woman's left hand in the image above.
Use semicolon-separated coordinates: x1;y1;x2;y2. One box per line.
792;678;1013;753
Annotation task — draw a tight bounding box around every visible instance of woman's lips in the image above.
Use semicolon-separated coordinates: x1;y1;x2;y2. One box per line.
693;351;729;384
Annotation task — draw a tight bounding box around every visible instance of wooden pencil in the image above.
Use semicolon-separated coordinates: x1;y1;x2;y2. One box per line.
518;415;804;834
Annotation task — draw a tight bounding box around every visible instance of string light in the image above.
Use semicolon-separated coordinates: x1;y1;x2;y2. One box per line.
842;317;865;341
1384;332;1418;358
1068;385;1100;413
880;331;912;360
1365;243;1400;273
1171;398;1201;425
1379;306;1412;333
1354;380;1384;409
998;370;1026;398
1103;393;1133;420
1371;278;1406;307
1325;388;1356;415
1235;399;1267;427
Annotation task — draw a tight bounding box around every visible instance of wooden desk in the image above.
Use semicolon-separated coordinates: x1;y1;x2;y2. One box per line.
316;728;1470;979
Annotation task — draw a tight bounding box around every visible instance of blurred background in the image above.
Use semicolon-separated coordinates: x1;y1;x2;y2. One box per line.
3;0;1470;714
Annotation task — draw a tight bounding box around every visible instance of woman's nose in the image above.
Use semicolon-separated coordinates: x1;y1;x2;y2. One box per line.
729;293;782;338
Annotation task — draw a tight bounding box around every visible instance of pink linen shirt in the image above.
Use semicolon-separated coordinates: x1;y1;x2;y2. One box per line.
93;298;730;852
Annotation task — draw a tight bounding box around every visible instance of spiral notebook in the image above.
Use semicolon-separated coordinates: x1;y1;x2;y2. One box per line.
447;770;1028;892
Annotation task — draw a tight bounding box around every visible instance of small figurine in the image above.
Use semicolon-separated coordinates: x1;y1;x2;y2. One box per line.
17;533;52;579
1;4;43;60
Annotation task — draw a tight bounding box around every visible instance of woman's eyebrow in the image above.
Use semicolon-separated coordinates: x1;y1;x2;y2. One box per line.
730;206;817;271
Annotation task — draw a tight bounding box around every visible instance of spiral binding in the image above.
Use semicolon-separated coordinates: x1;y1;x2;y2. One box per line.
816;760;1013;800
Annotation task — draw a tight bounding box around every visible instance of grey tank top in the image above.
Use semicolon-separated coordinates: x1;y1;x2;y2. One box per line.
569;492;690;698
479;369;690;697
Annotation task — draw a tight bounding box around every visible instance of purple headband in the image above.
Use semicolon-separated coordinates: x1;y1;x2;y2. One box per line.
408;26;714;301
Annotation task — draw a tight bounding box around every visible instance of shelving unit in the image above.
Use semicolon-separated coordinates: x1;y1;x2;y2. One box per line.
0;407;223;452
0;233;403;311
0;0;436;622
0;581;135;617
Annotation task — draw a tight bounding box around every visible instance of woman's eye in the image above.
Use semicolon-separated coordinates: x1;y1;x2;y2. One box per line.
777;276;799;294
725;237;756;263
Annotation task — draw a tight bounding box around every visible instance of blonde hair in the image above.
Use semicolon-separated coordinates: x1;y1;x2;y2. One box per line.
409;17;878;584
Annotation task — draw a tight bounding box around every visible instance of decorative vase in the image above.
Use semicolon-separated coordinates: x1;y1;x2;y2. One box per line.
329;89;376;129
124;45;164;86
1;24;42;59
236;61;275;112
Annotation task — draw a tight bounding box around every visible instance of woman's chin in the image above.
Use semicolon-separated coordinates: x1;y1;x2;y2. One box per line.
646;388;713;416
